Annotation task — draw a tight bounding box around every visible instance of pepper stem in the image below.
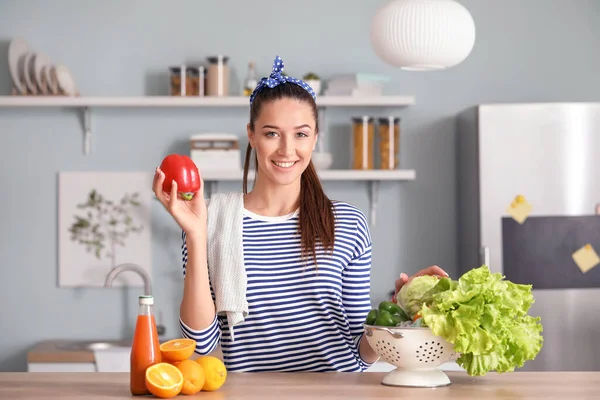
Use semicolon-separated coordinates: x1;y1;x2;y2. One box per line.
179;192;194;201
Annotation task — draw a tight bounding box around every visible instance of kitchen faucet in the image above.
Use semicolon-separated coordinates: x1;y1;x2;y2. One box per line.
104;263;152;295
104;263;166;336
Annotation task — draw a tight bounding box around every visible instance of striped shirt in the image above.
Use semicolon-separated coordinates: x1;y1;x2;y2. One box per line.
179;200;374;372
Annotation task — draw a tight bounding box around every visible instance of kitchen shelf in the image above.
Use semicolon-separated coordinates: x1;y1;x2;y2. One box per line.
1;94;416;227
202;169;416;227
0;94;415;156
0;95;415;107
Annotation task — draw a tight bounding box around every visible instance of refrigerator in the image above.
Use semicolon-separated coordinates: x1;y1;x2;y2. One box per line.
456;103;600;371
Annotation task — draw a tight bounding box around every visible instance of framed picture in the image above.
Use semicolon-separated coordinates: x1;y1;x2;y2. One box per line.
58;171;152;288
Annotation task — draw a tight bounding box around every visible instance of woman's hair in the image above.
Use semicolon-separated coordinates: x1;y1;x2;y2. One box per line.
243;82;335;266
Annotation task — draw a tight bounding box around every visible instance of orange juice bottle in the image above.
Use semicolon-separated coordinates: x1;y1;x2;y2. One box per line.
130;295;161;395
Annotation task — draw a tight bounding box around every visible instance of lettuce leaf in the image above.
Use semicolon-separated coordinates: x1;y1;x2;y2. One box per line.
404;265;544;376
396;275;441;318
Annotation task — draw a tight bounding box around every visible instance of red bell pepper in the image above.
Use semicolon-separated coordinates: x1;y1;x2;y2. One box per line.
159;154;201;200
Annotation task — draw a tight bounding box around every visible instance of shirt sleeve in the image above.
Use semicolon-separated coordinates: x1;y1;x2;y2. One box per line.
342;212;377;370
179;231;223;356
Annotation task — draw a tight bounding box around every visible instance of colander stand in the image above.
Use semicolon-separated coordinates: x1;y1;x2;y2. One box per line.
365;326;452;388
380;368;451;388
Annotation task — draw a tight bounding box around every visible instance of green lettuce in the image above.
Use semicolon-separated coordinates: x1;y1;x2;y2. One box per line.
396;275;441;318
398;265;544;376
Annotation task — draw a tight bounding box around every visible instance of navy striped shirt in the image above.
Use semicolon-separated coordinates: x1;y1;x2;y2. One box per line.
179;200;374;372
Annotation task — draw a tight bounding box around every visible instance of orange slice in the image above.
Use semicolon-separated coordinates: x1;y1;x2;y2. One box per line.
195;356;227;391
159;338;196;362
176;359;206;395
144;362;183;399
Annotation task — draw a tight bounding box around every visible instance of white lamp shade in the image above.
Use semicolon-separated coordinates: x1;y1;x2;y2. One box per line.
370;0;476;71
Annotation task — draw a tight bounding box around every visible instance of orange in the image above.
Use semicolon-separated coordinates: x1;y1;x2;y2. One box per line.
144;362;183;399
160;338;196;362
176;359;206;395
195;356;227;391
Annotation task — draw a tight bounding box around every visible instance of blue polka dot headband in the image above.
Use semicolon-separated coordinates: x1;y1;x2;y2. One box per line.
249;55;317;104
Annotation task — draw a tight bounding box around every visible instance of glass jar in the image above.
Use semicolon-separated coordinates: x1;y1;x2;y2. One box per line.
352;116;375;170
206;55;229;96
186;66;207;96
186;67;198;96
169;65;187;96
378;117;401;169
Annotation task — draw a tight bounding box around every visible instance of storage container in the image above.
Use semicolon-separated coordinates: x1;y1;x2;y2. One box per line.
378;117;400;169
352;116;375;169
189;133;241;171
206;55;229;96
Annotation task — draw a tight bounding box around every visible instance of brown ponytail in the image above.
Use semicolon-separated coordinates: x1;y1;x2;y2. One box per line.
244;83;335;266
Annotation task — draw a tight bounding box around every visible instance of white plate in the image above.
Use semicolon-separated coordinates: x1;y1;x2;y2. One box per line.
8;37;30;94
47;66;60;95
33;53;51;95
22;52;38;94
55;64;77;96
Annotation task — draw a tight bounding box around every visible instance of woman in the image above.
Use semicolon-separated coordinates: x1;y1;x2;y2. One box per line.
153;56;447;372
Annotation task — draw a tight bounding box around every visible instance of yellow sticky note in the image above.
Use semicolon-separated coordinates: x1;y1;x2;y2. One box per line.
572;243;600;273
506;194;532;224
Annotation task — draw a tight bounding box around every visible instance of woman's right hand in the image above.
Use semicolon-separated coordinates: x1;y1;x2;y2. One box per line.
152;167;207;236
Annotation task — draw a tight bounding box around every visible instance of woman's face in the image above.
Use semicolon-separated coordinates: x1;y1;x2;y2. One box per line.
248;98;318;187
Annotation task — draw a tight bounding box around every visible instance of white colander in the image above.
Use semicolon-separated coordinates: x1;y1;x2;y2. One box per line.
364;324;457;387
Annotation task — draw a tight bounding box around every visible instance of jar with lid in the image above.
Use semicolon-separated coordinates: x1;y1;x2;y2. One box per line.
378;117;400;169
186;66;206;96
206;55;229;96
169;65;188;96
352;116;375;170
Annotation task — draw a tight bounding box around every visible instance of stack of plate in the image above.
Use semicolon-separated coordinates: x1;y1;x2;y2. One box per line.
8;37;78;96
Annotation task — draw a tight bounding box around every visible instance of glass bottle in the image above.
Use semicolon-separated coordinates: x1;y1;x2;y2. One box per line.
130;295;161;395
243;61;258;96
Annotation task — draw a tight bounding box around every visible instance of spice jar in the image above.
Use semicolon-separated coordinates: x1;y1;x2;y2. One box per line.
206;55;229;96
378;117;401;169
169;65;190;96
352;116;375;170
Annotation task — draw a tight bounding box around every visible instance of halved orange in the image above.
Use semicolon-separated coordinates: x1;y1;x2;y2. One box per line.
145;362;183;399
159;338;196;362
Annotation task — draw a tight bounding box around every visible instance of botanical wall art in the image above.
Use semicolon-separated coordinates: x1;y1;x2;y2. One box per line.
58;171;152;288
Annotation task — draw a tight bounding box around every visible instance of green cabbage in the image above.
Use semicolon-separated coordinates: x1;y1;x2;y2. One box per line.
396;265;544;376
396;274;445;318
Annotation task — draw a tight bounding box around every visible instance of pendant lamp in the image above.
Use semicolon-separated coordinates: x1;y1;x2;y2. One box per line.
370;0;476;71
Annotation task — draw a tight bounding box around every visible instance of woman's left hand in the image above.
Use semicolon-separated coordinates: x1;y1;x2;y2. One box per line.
391;265;449;301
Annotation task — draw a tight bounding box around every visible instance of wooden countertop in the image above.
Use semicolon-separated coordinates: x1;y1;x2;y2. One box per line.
1;371;599;399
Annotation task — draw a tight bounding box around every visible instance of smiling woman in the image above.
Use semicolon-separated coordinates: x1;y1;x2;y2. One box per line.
244;77;333;267
155;56;387;372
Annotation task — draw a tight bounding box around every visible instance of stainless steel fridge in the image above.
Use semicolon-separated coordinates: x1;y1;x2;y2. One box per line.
456;102;600;371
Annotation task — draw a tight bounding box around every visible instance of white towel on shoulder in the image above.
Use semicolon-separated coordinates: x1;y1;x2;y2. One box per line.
206;191;248;341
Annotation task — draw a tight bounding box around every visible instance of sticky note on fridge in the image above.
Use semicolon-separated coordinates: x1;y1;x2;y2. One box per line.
572;244;600;273
506;194;532;224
